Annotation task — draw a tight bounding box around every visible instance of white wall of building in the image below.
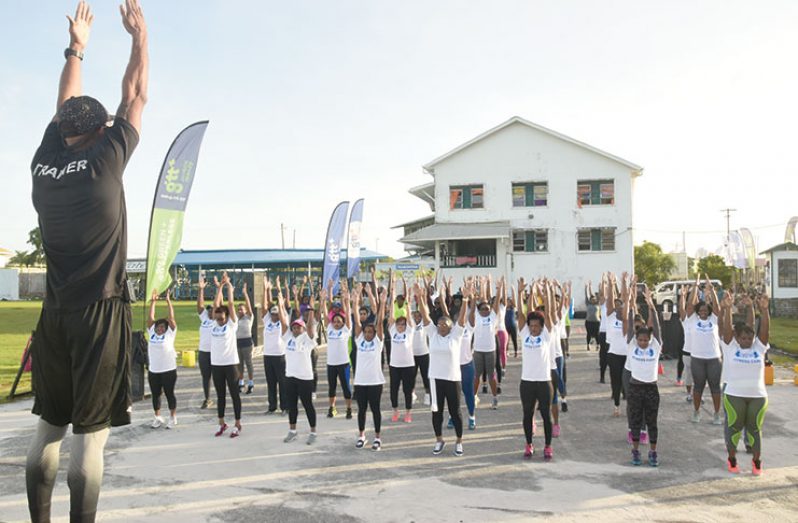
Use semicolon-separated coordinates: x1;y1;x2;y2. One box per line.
0;269;20;300
426;121;637;308
770;250;798;299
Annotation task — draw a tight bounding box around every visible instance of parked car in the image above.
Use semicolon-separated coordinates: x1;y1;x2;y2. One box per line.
652;279;723;316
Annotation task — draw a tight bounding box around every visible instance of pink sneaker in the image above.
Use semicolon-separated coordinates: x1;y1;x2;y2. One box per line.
544;446;553;461
627;430;633;445
215;423;228;437
404;412;412;423
524;444;534;459
552;424;561;438
640;431;649;445
391;411;400;422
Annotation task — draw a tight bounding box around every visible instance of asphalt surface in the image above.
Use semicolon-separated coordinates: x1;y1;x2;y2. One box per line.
1;324;797;522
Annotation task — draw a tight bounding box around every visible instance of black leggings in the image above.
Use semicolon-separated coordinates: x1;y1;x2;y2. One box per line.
263;355;286;411
285;376;316;427
586;321;600;346
310;349;319;393
607;353;627;407
327;363;352;399
198;351;212;401
507;324;518;354
390;366;415;409
598;332;609;381
413;354;431;393
627;382;659;443
148;369;177;411
433;379;462;438
520;380;552;445
212;364;242;420
355;384;383;433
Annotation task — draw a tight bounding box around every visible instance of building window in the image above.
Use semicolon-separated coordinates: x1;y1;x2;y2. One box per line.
577;179;614;206
778;259;798;288
577;227;616;252
512;229;548;252
449;185;484;210
512;182;548;207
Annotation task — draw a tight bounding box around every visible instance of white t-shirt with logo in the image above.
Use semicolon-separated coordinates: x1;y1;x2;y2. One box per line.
473;311;498;352
198;311;214;353
210;318;239;366
606;312;627;356
599;304;608;333
262;317;284;356
687;313;721;360
148;325;177;373
627;338;662;383
551;320;564;359
283;331;317;380
459;321;474;365
520;325;552;382
426;323;464;381
326;325;352;366
722;338;768;398
411;322;429;356
354;334;385;385
389;325;415;368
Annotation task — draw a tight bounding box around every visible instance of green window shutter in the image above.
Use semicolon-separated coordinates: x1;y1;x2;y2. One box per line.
462;188;471;209
591;229;601;251
525;231;535;252
525;184;534;206
591;182;601;205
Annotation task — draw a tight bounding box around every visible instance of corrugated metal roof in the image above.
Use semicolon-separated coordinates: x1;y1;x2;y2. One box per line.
760;242;798;255
166;248;387;267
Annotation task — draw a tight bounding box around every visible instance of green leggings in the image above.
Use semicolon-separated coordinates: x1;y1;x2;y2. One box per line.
723;393;768;455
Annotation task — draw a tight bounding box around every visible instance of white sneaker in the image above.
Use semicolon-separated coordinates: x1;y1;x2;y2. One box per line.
491;397;498;410
312;392;317;400
150;416;165;429
284;430;298;443
166;417;177;429
691;411;701;423
412;392;418;404
475;396;481;407
712;412;723;425
424;393;431;406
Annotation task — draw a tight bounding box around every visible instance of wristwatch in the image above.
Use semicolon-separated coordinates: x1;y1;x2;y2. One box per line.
64;48;84;61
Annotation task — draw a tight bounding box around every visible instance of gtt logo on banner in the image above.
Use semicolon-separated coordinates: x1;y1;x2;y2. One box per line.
328;239;340;263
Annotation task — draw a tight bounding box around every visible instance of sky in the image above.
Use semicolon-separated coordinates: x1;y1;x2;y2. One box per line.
2;0;797;260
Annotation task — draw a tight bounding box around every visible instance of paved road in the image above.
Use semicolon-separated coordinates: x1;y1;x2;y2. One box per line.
1;326;797;522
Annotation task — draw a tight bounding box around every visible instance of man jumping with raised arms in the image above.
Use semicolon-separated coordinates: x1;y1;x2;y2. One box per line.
26;1;148;521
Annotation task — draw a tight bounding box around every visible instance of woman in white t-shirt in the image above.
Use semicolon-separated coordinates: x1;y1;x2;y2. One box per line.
414;281;472;457
276;278;319;445
210;275;242;438
262;279;286;414
196;274;215;409
719;293;770;476
682;275;723;425
605;272;629;417
471;275;501;409
388;276;417;424
147;289;178;429
517;279;556;461
622;284;662;467
235;282;255;394
352;283;386;451
411;309;431;406
319;280;353;420
495;277;509;392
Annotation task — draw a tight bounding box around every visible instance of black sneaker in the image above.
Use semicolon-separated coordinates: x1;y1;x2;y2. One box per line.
371;439;382;451
345;408;353;420
200;399;209;409
561;400;568;413
327;406;337;418
246;384;253;395
482;384;487;394
497;386;502;395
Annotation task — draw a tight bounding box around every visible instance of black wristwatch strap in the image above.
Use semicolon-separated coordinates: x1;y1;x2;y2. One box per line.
64;48;84;61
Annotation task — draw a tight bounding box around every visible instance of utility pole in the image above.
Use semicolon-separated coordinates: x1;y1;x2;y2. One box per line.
280;223;286;249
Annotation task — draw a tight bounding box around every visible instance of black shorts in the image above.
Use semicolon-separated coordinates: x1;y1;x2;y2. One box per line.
31;297;132;434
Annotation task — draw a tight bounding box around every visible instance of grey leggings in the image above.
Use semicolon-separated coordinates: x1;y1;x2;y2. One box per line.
26;419;109;523
237;343;254;379
691;357;722;396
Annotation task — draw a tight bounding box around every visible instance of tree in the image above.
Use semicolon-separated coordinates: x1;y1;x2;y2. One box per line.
696;254;735;287
634;241;676;286
6;227;45;267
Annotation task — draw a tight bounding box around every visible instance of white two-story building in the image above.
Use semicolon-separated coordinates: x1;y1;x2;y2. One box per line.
396;116;643;309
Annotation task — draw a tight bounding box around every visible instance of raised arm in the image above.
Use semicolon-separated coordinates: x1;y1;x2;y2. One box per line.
242;282;252;318
56;1;94;115
413;283;432;326
352;284;364;338
541;281;555;332
517;279;527;324
686;274;700;317
212;276;224;310
306;292;317;338
262;278;272;313
375;287;386;340
458;283;474;327
678;284;689;322
757;295;770;346
225;278;236;323
276;286;289;335
197;273;207;314
720;292;734;345
165;288;176;330
319;287;330;328
388;273;398;328
438;283;450;318
622;274;633;340
116;0;148;134
606;273;617;316
704;276;720;313
643;286;660;344
340;281;352;330
147;289;157;329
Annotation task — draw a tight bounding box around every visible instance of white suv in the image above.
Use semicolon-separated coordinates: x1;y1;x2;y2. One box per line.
652;279;723;319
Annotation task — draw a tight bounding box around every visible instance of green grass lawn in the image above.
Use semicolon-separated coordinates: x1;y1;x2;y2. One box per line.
0;300;204;400
770;317;798;366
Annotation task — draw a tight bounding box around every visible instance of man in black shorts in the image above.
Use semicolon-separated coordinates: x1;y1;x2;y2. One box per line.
26;2;148;522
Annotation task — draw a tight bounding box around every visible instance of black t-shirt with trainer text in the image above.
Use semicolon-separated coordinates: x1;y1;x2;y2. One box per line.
31;118;139;311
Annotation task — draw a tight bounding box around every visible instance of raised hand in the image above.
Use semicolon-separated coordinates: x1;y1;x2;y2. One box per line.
756;294;769;311
198;274;207;290
213;276;221;288
67;1;94;51
119;0;146;38
243;282;248;294
165;288;172;303
151;289;158;302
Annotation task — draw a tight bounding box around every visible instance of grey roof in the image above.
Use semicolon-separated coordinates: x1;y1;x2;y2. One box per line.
760;242;798;255
128;248;387;270
400;221;509;244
